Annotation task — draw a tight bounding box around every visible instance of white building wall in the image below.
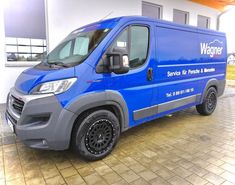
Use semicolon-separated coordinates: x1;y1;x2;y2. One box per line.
0;0;220;103
46;0;142;51
0;4;29;103
220;10;235;53
47;0;219;51
142;0;219;28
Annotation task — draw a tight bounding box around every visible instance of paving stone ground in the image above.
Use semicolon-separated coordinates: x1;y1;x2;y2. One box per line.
1;87;235;185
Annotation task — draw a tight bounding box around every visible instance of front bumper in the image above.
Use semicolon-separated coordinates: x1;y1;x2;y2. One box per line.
5;88;77;150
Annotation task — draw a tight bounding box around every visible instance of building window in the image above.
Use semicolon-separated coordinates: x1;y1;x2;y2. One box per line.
197;15;210;29
4;0;47;62
173;9;189;25
5;38;46;62
142;1;162;19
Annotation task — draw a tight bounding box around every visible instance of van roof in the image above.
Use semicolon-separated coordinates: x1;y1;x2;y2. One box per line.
74;16;225;37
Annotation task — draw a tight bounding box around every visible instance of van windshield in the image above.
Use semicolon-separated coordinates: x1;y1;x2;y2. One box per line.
45;28;110;67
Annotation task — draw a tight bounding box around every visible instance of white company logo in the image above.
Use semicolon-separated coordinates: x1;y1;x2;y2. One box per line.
200;39;223;58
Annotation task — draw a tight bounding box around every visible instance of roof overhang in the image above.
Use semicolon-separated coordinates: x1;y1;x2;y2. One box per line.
190;0;235;11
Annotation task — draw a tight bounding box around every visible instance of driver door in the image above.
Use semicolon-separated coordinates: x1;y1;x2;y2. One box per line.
106;24;155;127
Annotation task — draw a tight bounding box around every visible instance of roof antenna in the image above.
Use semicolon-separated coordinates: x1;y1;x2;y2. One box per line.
100;11;113;21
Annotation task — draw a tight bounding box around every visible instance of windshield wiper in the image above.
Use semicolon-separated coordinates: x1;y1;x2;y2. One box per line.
48;61;70;68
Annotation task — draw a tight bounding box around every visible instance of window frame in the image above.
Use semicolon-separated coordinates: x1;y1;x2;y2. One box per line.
173;9;189;25
105;24;150;71
142;1;163;20
197;15;210;29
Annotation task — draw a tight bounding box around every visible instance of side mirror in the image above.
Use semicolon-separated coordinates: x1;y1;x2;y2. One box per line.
107;48;129;74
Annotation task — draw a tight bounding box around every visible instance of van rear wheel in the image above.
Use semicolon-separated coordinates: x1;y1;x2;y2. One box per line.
196;87;217;116
72;110;120;161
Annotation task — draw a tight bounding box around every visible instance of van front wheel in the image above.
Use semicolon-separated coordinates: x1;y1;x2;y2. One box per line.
196;87;217;116
72;110;120;161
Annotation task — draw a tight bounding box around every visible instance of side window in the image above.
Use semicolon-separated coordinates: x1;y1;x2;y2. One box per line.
108;25;149;69
110;29;128;51
59;41;72;59
129;26;149;68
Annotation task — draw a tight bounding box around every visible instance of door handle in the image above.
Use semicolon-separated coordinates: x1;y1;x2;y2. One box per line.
147;67;153;81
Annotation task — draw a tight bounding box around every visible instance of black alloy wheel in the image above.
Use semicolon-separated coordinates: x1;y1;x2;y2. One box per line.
85;119;114;155
72;110;120;161
196;87;217;116
206;90;217;112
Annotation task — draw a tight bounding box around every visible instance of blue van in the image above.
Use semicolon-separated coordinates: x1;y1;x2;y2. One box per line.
6;16;227;160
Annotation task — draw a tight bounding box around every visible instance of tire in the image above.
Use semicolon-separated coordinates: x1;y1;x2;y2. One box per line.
196;87;217;116
72;110;120;161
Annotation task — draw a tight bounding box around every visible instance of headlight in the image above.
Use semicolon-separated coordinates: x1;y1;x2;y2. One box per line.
31;78;77;95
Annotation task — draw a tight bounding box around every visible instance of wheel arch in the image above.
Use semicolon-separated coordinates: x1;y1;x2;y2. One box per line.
65;90;129;139
201;78;225;103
